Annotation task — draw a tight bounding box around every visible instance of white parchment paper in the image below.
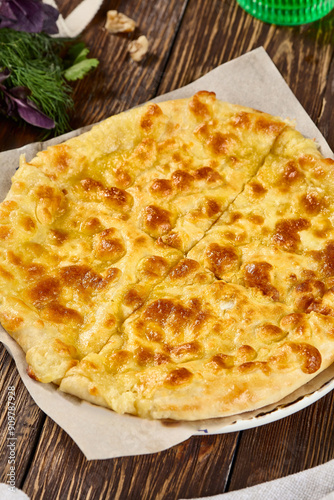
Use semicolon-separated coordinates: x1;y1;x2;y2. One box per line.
1;47;334;460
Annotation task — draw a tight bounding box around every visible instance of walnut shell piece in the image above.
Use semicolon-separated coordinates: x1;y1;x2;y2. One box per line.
105;10;136;34
128;35;149;62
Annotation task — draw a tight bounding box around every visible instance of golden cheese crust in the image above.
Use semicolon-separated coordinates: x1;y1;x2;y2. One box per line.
1;92;334;421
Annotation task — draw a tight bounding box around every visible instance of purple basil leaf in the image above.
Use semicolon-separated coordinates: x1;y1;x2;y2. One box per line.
1;92;15;116
9;85;31;99
16;98;55;128
0;0;16;19
0;69;11;83
41;2;59;34
0;0;59;34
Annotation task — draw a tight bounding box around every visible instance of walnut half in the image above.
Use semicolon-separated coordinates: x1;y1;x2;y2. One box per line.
128;35;149;62
105;10;136;33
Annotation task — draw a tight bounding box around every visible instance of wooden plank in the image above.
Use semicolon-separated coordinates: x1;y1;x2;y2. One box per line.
22;417;239;500
0;346;45;487
227;390;334;490
316;50;334;149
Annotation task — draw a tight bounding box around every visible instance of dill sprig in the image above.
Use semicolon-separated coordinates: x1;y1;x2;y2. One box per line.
0;29;75;135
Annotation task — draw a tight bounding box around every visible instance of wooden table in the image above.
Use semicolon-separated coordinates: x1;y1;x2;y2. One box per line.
1;1;334;498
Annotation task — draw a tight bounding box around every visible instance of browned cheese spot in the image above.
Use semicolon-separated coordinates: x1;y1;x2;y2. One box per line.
272;218;310;252
140;104;163;130
103;187;133;211
0;311;24;331
140;256;169;279
143;299;195;331
236;345;257;362
25;264;45;280
48;229;68;246
311;241;334;278
103;268;122;287
123;288;144;310
171;170;194;191
300;192;326;215
93;229;126;262
169;341;201;358
207;132;233;155
247;214;264;225
35;185;64;212
113;168;132;189
136;346;154;366
149;179;173;197
256;324;287;342
19;215;36;232
294;279;326;312
164;367;193;386
168;259;200;280
0;200;18;221
60;265;103;290
188;91;215;118
204;199;221;218
249;181;267;197
144;325;163;343
108;350;131;369
27;366;39;381
29;277;61;308
210;353;234;369
279;161;304;190
289;342;321;374
141;205;173;236
280;313;305;330
89;386;99;396
104;314;116;329
136;347;170;367
0;225;12;240
238;361;271;375
229;212;243;223
41;303;83;324
244;262;279;301
53;144;70;173
0;265;14;281
82;359;99;371
81;178;132;211
194;166;222;183
206;243;239;277
162;232;183;250
81;217;102;235
255;117;284;135
232;112;251;128
80;178;104;191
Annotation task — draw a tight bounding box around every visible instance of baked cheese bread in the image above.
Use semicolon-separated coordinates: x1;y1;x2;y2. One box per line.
1;91;334;421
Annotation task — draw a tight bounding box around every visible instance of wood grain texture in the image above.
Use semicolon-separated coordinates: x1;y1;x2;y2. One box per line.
228;390;334;490
22;418;239;500
0;348;45;486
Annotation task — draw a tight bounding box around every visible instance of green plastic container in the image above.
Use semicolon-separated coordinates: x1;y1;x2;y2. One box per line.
236;0;334;25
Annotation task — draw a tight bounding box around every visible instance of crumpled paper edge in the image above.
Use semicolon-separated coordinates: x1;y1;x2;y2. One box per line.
1;47;334;460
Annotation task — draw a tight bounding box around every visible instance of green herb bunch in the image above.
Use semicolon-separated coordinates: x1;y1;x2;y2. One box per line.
0;28;99;135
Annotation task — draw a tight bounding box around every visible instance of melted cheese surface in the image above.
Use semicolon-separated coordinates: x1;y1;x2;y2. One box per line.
1;93;334;420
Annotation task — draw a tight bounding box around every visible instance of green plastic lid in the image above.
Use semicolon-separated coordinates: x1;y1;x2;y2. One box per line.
236;0;334;25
